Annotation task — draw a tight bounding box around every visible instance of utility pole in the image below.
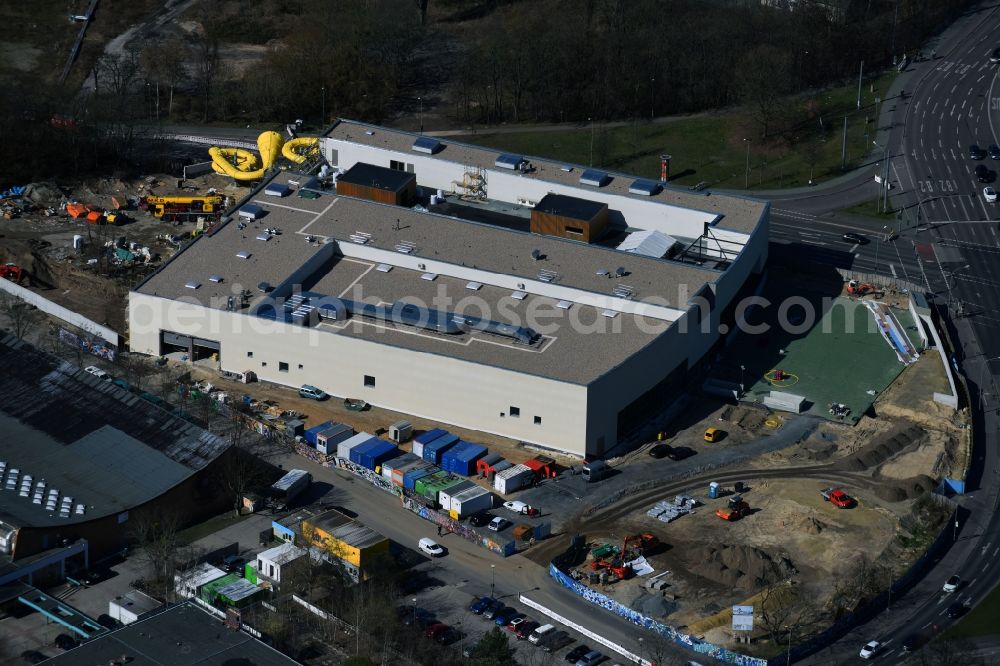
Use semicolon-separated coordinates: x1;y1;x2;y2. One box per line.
857;60;864;110
490;564;496;598
841;116;848;170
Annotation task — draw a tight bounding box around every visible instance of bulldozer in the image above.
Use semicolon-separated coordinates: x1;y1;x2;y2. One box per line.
715;495;751;521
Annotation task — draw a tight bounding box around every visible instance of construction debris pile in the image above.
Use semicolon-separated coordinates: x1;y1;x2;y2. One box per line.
646;495;699;523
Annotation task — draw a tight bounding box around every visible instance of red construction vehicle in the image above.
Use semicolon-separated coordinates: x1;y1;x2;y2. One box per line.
0;263;25;284
715;495;751;521
622;533;660;559
820;487;854;508
847;280;880;297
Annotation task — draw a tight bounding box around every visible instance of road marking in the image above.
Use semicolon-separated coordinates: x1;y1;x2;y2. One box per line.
994;546;999;557
890;263;898;278
849;244;859;252
983;563;990;572
922;621;933;628
951;85;958;93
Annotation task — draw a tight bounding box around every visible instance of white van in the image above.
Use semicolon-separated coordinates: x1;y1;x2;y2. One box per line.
418;537;444;557
528;623;555;644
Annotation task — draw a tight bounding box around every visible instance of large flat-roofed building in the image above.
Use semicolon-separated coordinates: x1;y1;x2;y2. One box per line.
0;335;230;570
129;119;768;458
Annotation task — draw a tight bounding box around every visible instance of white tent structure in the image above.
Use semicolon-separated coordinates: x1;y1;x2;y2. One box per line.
616;229;678;258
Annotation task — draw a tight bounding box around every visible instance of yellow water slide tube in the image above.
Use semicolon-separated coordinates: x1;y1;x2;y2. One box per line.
282;136;320;164
208;131;285;181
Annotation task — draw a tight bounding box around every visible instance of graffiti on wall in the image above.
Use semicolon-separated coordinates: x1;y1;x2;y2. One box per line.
549;563;769;666
59;327;117;361
335;458;403;498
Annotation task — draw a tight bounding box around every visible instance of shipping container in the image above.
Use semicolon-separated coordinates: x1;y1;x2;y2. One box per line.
305;420;338;446
493;464;534;494
414;470;449;498
523;455;558;479
403;464;437;490
476;453;504;475
270;469;312;502
381;452;421;480
315;423;354;454
422;433;460;464
349;438;384;466
492;460;513;474
422;476;466;504
450;486;495;516
412;428;447;458
393;459;431;487
358;441;400;472
441;441;488;476
337;432;377;461
437;480;476;511
389;420;413;443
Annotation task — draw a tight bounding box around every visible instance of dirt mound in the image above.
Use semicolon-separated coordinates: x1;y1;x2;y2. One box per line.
873;474;937;502
836;423;925;471
793;516;828;535
24;182;65;205
678;543;797;592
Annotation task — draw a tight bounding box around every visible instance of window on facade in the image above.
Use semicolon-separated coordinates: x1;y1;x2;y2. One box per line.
390;160;405;171
534;416;542;425
364;375;376;387
247;351;253;358
279;362;289;373
298;364;304;369
261;362;267;367
565;225;584;235
406;163;415;173
328;148;339;166
509;406;520;417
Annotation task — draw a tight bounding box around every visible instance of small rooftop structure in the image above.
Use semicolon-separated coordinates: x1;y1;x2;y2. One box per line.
336;162;417;205
616;229;678;259
530;193;609;243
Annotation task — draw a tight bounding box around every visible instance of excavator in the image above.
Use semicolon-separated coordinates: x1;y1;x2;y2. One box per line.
0;263;25;284
846;280;882;297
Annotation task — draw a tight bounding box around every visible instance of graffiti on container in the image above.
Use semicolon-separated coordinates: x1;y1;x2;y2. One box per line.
549;563;767;666
335;458;402;498
401;497;513;557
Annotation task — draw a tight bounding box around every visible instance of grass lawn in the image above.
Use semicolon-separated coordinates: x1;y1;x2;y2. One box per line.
943;583;1000;639
455;71;898;191
839;200;898;219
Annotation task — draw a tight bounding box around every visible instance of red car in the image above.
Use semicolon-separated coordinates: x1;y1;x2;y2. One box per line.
507;617;529;633
515;621;540;640
821;487;853;508
425;623;450;639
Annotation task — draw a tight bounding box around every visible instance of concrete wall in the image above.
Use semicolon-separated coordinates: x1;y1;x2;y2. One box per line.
129;292;591;455
0;277;120;346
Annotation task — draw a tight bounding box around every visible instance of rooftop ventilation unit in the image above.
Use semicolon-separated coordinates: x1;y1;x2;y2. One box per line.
613;284;634;299
629;179;662;196
601;309;619;318
556;300;573;310
580;169;609;187
495;153;524;170
465;281;482;291
595;269;609;278
537;269;558;283
236;250;251;260
349;231;372;244
395;241;417;254
560;166;573;172
615;266;626;278
209;275;223;283
511;290;528;300
75;504;85;515
185;280;201;290
376;263;393;273
256;233;271;241
412;136;442;154
421;273;438;281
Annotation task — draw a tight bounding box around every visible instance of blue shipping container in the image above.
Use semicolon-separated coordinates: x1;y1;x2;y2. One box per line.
403;464;437;490
348;438;384;466
442;441;488;476
359;441;400;471
422;434;459;464
414;428;447;445
304;420;338;446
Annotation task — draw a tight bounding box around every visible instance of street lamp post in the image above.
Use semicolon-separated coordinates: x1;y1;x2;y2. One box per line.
491;564;496;598
412;597;417;625
873;140;890;213
857;60;864;110
744;139;751;189
320;86;325;127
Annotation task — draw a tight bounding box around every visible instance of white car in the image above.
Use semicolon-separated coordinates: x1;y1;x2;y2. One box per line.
984;186;997;203
503;500;528;513
84;366;110;380
943;574;960;592
418;537;444;557
488;517;510;532
859;640;882;659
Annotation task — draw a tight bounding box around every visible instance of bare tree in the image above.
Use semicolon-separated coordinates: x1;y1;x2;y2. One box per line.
0;291;42;340
192;25;220;122
129;506;182;601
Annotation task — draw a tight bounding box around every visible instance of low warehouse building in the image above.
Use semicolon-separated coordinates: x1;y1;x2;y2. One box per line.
300;509;389;579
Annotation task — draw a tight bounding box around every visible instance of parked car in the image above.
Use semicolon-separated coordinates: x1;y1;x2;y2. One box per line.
820;487;853;508
970;144;985;159
96;614;119;630
84;365;110;380
507;617;528;633
943;575;961;592
575;650;604;666
401;607;434;627
469;596;498;614
425;623;450;639
841;232;869;245
437;627;460;645
483;604;506;620
298;384;328;400
947;602;966;618
649;443;673;459
470;512;494;527
20;651;47;665
539;630;572;652
418;537;445;557
78;568;110;585
488;517;511;532
494;608;522;626
989;143;1000;159
984;186;997;203
515;620;540;640
565;645;592;663
859;640;882;659
222;555;246;574
992;47;1000;64
976;164;990;182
